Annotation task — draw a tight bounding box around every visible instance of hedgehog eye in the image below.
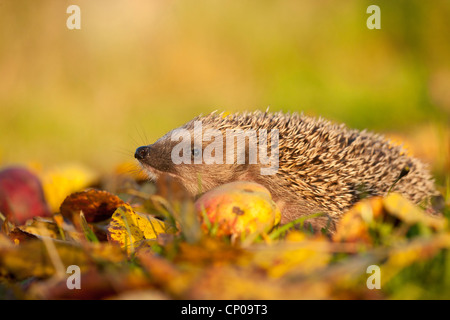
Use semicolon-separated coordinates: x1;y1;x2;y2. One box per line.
192;147;201;157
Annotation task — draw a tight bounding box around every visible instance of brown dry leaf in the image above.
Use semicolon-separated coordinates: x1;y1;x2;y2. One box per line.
60;189;125;223
30;267;150;300
107;203;171;254
18;217;62;239
10;216;84;244
7;227;38;244
136;248;194;298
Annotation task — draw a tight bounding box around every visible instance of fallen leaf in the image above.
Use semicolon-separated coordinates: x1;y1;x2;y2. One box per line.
107;203;171;254
333;193;445;245
35;164;99;213
0;240;126;280
136;248;193;297
251;231;331;278
383;193;446;231
29;267;150;300
332;197;384;244
60;189;125;223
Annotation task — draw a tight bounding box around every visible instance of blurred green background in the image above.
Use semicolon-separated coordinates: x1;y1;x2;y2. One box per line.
0;1;449;177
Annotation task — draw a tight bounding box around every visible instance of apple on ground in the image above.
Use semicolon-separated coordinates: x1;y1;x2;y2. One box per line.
0;167;52;225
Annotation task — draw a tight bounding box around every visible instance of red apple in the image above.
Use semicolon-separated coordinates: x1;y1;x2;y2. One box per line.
0;166;52;225
195;181;281;237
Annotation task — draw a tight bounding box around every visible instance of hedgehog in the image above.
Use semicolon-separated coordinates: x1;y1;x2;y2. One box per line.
134;110;440;231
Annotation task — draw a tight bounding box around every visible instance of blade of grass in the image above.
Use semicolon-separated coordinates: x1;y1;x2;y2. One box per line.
268;212;325;240
53;213;66;241
79;211;99;243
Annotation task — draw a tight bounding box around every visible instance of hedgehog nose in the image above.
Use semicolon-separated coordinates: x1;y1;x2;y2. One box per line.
135;146;150;160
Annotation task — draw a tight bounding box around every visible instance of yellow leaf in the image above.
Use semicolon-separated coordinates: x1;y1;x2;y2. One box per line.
32;164;98;213
382;193;446;231
333;193;446;245
332;197;384;244
251;232;331;278
107;204;170;254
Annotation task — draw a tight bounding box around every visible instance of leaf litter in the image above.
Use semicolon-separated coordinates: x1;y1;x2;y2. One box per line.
0;169;449;300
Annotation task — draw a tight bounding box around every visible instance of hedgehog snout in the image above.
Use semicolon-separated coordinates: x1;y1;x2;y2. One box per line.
135;144;174;174
135;145;151;161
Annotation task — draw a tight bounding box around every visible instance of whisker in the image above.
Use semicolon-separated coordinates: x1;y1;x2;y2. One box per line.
134;123;150;146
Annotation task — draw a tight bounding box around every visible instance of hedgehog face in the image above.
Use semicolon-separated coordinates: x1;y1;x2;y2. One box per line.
135;116;281;195
135;124;241;196
134;135;177;181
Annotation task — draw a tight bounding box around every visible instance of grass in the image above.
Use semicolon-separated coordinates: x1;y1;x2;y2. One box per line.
0;1;449;173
